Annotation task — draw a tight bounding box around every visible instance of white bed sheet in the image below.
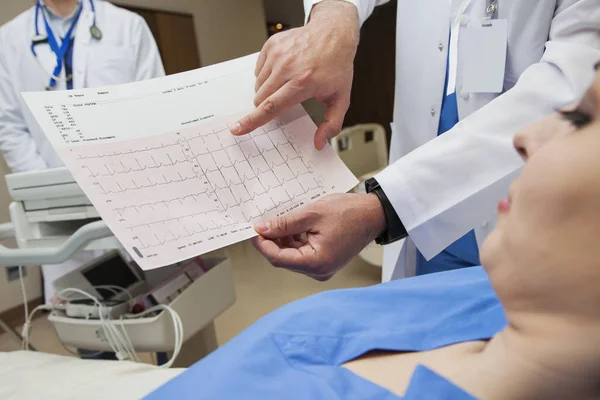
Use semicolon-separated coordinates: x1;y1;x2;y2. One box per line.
0;351;184;399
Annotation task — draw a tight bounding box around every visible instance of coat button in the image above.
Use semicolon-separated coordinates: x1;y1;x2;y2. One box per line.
461;92;470;100
438;42;444;51
459;15;469;26
430;108;436;117
481;221;489;228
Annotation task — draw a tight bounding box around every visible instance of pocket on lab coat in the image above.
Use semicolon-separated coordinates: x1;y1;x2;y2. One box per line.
86;45;136;87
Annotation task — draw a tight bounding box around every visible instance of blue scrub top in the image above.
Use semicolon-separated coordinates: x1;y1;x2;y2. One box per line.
147;267;507;399
415;33;481;276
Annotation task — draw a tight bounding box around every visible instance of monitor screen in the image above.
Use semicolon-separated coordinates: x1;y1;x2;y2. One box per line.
82;253;139;295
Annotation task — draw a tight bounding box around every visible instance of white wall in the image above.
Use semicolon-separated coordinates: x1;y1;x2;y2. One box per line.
0;2;30;25
0;0;268;313
0;1;268;66
111;0;268;67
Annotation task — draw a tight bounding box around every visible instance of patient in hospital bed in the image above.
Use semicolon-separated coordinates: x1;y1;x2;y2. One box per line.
147;66;600;399
4;67;599;399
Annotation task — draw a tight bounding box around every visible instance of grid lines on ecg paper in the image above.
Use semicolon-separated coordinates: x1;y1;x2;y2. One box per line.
70;118;325;252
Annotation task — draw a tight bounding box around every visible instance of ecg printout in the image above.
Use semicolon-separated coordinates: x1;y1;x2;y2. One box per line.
22;54;358;270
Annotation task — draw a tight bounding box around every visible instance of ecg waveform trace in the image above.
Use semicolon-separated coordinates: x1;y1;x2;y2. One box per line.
58;110;346;268
25;53;359;270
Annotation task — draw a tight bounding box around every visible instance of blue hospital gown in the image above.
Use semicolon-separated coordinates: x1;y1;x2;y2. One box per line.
147;267;507;399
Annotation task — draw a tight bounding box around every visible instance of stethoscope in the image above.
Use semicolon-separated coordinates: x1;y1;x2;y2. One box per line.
30;0;102;90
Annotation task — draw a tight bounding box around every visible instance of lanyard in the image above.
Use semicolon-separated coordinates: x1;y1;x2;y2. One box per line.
40;1;83;88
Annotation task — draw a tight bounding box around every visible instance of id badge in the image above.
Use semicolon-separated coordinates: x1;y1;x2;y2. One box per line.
461;19;508;94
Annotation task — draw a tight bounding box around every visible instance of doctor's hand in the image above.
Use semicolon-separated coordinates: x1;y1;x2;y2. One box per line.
230;1;360;150
251;193;386;281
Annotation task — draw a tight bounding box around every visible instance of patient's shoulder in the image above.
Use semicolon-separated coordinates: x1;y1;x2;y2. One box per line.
260;266;498;335
290;266;491;309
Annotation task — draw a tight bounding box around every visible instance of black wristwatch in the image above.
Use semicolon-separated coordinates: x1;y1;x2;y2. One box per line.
365;177;408;245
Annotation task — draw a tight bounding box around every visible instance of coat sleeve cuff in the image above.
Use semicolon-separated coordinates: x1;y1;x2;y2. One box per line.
304;0;372;26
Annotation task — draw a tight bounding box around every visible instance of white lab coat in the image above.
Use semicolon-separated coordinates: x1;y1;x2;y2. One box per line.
0;0;165;301
305;0;600;281
0;0;165;172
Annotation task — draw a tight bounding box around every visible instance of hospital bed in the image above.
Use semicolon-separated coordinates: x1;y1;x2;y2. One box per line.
0;351;184;399
0;167;236;366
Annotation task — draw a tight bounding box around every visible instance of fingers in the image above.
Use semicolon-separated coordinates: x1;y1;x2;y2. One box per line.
231;80;307;136
293;233;305;243
251;235;318;269
254;209;317;239
255;37;273;77
254;62;272;93
255;51;268;78
314;93;350;150
279;236;305;249
251;236;332;281
254;73;286;107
